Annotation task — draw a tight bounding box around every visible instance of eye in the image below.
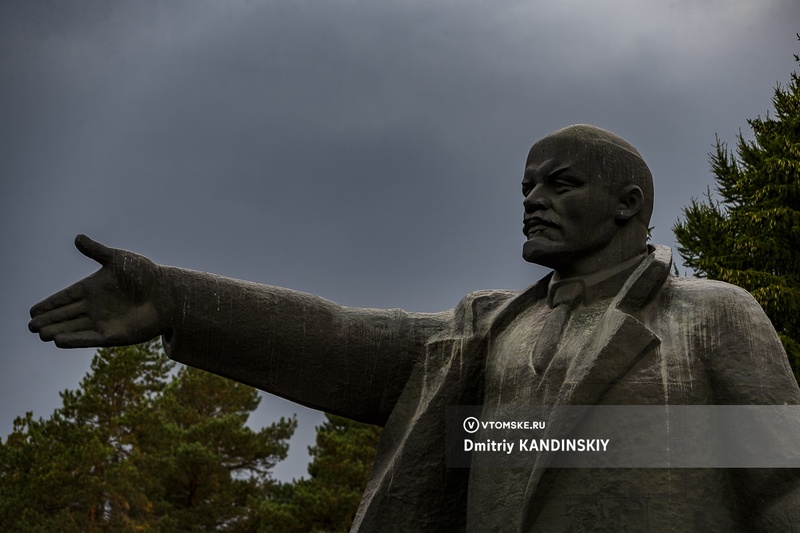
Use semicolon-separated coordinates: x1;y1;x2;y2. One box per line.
521;181;533;197
549;173;583;194
552;178;575;194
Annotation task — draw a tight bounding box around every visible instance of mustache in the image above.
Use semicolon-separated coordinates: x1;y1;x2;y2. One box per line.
523;215;559;234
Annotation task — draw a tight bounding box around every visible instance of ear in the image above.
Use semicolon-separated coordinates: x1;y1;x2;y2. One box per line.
615;185;643;222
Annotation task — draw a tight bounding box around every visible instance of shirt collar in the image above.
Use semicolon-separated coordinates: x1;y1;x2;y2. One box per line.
547;252;648;308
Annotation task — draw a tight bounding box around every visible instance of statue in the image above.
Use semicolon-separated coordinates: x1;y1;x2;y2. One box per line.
29;125;800;531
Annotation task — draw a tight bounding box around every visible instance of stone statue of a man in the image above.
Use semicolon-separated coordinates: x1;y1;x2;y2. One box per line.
30;125;800;531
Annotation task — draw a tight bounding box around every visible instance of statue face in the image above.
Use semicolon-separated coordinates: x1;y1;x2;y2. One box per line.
521;139;620;273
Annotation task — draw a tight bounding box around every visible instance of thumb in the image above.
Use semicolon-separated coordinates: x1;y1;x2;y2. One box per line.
75;234;114;266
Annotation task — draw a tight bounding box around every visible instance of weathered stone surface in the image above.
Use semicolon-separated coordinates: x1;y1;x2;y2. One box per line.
30;125;800;531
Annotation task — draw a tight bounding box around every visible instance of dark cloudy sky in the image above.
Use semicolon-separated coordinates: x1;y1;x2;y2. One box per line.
2;0;799;481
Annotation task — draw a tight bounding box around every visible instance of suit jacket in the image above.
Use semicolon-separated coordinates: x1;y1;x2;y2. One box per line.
162;245;800;532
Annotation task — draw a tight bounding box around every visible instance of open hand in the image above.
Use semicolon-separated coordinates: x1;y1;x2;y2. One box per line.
29;235;169;348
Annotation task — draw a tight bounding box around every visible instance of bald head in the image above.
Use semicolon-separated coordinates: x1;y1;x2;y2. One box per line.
532;124;654;226
521;125;654;276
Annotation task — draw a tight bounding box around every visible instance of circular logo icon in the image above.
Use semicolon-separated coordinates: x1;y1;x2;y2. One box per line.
463;416;479;434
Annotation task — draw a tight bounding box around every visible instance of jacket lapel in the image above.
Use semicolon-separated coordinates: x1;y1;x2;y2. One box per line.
558;244;671;407
520;246;672;531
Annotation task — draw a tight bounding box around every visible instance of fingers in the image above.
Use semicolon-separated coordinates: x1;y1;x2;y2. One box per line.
37;317;94;342
53;331;106;349
75;234;114;266
29;301;88;332
31;308;102;347
29;283;86;319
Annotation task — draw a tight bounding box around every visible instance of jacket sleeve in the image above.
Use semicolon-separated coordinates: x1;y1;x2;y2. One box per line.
698;280;800;404
159;266;453;426
697;280;800;530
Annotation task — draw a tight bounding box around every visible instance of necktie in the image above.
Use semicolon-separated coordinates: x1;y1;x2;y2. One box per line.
530;283;582;375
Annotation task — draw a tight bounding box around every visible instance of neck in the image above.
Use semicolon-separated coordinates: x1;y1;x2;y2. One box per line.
552;244;648;279
552;250;647;283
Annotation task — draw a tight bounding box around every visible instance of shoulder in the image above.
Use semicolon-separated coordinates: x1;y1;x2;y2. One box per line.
657;276;786;366
650;275;777;340
661;276;766;316
661;276;800;403
452;289;520;336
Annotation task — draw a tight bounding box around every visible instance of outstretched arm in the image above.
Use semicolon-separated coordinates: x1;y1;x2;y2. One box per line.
159;266;450;425
29;235;451;425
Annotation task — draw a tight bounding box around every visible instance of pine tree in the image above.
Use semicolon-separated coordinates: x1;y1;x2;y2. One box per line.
0;342;295;532
0;341;171;531
152;366;296;532
673;35;800;378
258;414;382;533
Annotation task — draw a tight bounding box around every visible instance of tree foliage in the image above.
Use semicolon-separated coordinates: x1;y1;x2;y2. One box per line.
0;341;295;532
673;35;800;378
258;414;382;533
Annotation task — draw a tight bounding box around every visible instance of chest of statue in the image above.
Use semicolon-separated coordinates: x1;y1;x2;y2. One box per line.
484;297;611;406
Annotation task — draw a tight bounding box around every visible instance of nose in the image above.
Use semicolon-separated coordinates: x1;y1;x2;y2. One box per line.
523;185;551;214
